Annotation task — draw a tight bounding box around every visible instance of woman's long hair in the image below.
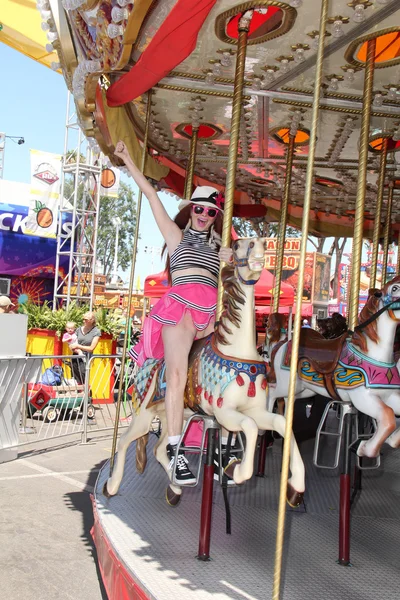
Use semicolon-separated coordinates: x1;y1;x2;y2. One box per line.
162;204;223;285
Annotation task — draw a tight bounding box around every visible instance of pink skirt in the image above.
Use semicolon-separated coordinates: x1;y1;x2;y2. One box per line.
130;283;217;366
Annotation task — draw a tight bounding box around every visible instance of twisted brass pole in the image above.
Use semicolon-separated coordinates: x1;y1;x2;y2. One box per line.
348;39;376;331
370;137;388;287
184;127;199;199
272;1;329;598
109;90;152;475
273;135;295;312
381;182;394;285
216;10;252;320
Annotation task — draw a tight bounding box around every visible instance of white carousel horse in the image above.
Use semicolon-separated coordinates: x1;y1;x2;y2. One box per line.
104;238;305;506
268;276;400;459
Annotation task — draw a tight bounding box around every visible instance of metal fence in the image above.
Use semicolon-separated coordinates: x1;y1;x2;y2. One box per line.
1;353;138;452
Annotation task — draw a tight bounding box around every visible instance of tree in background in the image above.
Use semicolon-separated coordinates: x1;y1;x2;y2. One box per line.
96;181;137;277
64;165;137;279
233;217;300;238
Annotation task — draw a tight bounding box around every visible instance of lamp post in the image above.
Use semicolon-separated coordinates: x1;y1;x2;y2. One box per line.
111;216;122;286
0;133;25;179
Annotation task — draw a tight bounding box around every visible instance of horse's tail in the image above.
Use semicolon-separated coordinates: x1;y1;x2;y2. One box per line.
136;434;149;474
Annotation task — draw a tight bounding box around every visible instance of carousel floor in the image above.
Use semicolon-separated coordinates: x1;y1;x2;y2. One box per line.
93;428;400;600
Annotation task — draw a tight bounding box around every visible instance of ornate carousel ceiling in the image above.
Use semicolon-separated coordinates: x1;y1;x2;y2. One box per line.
32;0;400;236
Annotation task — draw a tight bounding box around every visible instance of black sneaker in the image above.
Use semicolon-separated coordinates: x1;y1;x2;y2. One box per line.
167;444;197;485
214;446;241;485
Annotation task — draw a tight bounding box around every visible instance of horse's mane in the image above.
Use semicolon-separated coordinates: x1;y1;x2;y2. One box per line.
214;265;246;346
351;279;400;352
267;313;286;345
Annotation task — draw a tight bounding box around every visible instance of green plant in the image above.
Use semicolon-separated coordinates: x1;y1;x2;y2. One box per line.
48;302;88;337
19;301;53;330
95;307;125;339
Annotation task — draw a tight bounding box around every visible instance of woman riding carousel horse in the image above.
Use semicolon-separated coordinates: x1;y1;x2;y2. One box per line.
115;141;233;485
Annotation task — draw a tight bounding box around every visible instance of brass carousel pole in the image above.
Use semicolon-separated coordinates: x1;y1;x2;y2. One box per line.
272;0;329;597
338;36;376;569
272;135;295;312
348;39;376;331
370;137;388;288
216;9;253;319
184;126;199;199
198;9;253;563
381;181;394;285
109;90;152;475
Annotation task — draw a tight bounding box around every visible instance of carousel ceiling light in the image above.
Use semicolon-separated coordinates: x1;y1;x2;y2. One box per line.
328;16;350;38
46;31;58;43
252;77;263;91
117;0;133;6
373;92;384;107
41;21;51;31
39;9;51;20
275;55;294;74
36;0;50;8
45;43;54;53
352;4;366;23
291;44;309;64
51;61;60;71
204;70;214;85
107;23;124;39
111;7;129;23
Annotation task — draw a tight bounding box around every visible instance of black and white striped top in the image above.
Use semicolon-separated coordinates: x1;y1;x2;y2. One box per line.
170;228;220;288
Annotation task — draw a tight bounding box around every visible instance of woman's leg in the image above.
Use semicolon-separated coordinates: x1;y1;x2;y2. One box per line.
162;311;197;438
162;312;198;484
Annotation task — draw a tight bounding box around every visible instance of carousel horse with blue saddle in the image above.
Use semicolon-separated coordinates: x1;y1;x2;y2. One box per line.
268;277;400;459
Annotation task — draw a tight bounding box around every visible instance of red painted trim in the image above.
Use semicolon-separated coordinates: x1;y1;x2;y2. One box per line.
28;328;57;338
338;474;351;565
91;495;151;600
198;464;214;559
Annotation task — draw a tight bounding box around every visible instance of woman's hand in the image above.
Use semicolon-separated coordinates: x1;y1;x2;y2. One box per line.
69;343;79;350
114;140;130;163
219;247;233;264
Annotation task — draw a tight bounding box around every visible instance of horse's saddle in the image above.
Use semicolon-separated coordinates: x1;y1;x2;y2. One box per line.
298;329;348;374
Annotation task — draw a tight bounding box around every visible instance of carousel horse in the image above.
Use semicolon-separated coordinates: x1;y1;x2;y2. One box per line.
268;276;400;459
317;312;348;339
263;313;287;360
104;238;305;506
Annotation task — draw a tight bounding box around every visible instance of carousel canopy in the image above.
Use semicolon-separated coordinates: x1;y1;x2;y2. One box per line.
19;1;400;238
1;0;60;70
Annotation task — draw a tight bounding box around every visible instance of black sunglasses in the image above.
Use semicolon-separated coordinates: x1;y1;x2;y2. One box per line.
192;205;217;218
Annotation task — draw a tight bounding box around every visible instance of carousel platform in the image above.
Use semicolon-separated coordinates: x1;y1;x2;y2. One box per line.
93;433;400;600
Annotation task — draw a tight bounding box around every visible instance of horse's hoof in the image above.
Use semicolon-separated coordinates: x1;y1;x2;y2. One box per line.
286;483;304;508
224;458;241;480
166;485;181;507
349;438;363;455
103;482;113;498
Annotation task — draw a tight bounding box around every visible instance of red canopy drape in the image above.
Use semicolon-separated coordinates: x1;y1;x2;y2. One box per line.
255;269;294;306
107;0;217;106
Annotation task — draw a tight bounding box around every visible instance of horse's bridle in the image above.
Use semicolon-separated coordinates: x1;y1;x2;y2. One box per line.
351;292;400;334
232;241;261;286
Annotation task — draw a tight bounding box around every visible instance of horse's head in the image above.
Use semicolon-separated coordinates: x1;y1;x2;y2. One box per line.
232;237;266;285
352;276;400;352
267;313;286;345
382;276;400;321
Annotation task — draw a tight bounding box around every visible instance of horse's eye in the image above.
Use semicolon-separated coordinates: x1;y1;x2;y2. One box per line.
234;242;239;251
249;241;254;249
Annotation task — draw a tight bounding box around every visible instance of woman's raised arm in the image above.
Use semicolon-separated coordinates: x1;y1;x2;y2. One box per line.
115;141;182;250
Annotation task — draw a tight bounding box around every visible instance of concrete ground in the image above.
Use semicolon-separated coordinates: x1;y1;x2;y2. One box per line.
0;436;112;600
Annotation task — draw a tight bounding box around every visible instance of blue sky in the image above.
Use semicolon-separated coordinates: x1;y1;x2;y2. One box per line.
0;43;175;286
